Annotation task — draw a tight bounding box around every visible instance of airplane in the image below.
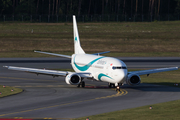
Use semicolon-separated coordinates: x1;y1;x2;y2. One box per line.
4;15;179;90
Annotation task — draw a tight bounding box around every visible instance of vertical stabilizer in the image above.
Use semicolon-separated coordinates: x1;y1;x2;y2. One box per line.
73;15;85;54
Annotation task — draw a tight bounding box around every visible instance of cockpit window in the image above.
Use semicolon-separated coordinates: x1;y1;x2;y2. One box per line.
112;66;127;70
122;67;127;69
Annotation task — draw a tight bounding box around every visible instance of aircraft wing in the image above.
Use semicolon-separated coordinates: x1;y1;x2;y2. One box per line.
3;66;92;78
34;51;71;58
128;67;179;76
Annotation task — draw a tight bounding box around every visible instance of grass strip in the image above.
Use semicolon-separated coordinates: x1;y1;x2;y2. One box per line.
0;21;180;57
140;69;180;88
73;100;180;120
0;85;23;98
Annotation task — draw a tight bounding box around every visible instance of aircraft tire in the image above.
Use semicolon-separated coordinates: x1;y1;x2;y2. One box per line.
109;83;115;88
81;81;85;88
108;83;112;88
77;84;80;87
116;86;120;92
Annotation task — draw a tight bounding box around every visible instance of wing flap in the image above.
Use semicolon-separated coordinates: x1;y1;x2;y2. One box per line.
129;67;179;76
4;66;68;77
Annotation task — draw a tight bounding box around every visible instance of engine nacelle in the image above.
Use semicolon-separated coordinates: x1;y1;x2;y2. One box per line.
65;73;81;85
126;74;141;86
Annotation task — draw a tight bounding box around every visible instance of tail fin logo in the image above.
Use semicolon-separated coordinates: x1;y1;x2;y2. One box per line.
75;37;78;42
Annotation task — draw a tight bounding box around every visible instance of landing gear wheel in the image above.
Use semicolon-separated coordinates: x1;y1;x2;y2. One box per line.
108;83;115;88
116;86;120;92
77;81;85;88
108;83;111;88
81;81;85;88
77;84;80;88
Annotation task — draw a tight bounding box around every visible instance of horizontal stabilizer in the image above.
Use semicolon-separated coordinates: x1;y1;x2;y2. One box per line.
93;51;110;55
34;51;71;58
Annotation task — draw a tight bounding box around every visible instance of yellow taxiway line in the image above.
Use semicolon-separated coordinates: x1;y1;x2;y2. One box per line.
0;89;128;117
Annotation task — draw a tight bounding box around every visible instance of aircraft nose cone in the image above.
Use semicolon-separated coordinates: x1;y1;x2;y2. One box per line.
118;69;127;83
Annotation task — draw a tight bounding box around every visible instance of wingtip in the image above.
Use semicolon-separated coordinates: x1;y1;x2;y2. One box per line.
34;50;42;52
3;66;8;68
174;66;179;69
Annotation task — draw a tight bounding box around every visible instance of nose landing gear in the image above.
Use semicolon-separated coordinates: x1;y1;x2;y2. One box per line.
116;83;122;92
116;86;120;92
109;83;122;92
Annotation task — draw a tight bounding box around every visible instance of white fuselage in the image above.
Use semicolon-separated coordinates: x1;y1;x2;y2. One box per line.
71;54;128;84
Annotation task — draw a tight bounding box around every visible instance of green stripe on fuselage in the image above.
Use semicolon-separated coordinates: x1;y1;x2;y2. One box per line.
98;73;113;81
73;55;105;71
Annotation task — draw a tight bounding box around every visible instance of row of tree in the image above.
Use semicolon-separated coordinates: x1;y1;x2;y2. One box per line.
1;0;180;16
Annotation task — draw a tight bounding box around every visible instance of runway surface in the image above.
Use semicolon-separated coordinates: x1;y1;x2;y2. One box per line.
0;57;180;119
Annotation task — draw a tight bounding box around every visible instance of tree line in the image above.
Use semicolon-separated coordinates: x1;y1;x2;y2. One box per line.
1;0;180;17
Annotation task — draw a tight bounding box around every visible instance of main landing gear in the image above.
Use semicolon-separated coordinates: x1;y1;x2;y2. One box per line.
77;81;85;88
108;83;115;88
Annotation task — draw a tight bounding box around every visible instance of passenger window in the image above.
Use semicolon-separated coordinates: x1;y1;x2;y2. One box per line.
122;67;127;69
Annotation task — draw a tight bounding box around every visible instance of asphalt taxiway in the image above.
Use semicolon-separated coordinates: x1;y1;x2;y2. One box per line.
0;57;180;119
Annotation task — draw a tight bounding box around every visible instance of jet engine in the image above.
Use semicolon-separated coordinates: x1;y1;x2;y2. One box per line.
126;74;141;86
65;73;81;85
